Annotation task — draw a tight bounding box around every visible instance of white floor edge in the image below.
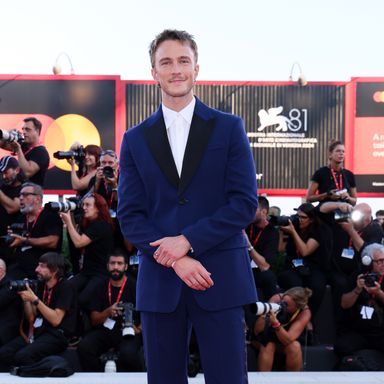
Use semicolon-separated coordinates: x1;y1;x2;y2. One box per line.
0;372;384;384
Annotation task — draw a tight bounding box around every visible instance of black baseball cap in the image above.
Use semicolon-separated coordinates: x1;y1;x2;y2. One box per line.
0;156;19;172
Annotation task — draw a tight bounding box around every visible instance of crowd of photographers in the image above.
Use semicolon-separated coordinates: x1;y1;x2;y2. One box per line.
1;119;384;373
0;117;143;373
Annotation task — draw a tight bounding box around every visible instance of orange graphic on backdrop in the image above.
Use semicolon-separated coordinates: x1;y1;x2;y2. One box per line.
0;114;100;171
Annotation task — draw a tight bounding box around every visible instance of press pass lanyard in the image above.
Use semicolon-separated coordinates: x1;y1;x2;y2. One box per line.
329;165;343;190
108;276;127;306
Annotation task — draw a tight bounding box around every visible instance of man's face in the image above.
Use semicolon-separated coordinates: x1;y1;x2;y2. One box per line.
371;251;384;275
19;187;41;215
21;121;39;145
100;154;118;170
151;40;199;101
35;262;54;281
376;216;384;226
108;256;127;281
1;167;18;185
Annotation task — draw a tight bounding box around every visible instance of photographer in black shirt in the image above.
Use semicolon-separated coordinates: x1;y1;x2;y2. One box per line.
244;196;279;300
306;140;356;206
0;156;24;265
335;243;384;358
7;182;62;279
0;117;49;187
77;250;143;372
0;252;77;370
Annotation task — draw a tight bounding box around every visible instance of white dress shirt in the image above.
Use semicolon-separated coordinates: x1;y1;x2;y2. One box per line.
162;97;196;177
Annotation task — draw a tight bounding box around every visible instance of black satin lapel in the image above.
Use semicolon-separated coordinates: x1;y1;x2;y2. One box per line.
143;118;179;189
179;114;215;194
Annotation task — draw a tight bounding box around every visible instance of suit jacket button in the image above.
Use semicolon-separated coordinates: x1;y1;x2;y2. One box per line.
179;198;188;205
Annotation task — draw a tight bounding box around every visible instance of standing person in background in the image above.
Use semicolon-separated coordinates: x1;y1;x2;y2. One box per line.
68;143;101;199
0;117;49;187
306;140;357;206
117;29;258;384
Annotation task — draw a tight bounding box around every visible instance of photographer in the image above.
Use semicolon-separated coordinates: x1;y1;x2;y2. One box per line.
0;252;77;371
244;196;279;300
277;203;332;316
88;149;135;255
77;250;143;372
0;117;49;187
306;140;357;206
253;287;312;371
334;243;384;359
67;143;101;198
60;193;114;309
320;201;384;313
7;182;62;279
0;156;24;264
88;149;118;210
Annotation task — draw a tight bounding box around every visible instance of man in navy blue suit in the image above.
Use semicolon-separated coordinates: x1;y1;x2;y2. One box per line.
117;29;258;384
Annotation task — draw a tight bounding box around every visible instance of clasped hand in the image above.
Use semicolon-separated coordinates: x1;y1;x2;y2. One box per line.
150;235;214;291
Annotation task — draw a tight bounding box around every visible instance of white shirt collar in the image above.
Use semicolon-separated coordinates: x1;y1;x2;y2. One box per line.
162;97;196;129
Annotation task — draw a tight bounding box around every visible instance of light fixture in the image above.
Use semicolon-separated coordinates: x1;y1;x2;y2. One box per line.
289;62;307;86
52;52;75;75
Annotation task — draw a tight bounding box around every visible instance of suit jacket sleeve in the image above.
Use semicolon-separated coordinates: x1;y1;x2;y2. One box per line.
181;117;258;255
117;131;164;256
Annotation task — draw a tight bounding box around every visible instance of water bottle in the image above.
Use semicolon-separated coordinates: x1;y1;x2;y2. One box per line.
104;359;117;373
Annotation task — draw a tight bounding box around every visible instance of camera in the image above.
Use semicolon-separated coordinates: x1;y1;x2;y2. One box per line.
9;279;38;292
0;223;26;245
255;301;288;316
53;146;85;161
102;166;115;178
334;209;363;223
118;302;136;338
363;272;379;287
0;129;24;144
45;201;78;213
269;214;299;227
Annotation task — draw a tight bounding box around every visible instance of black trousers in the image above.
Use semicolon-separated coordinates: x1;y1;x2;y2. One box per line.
77;328;143;372
0;329;67;371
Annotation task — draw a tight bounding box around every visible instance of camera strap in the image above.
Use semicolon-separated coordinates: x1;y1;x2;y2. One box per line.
108;276;127;306
23;144;42;157
42;285;53;306
329;165;343;190
25;208;43;235
250;225;267;248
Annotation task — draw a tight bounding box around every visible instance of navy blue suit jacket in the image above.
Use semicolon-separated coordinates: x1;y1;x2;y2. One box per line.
117;98;258;313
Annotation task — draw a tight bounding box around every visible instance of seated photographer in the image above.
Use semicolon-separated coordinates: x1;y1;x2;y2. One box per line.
77;250;143;372
334;243;384;359
244;196;279;300
60;193;114;309
0;117;49;187
67;143;101;198
320;201;384;315
253;287;312;371
0;259;22;347
0;156;24;265
277;203;332;316
0;252;77;371
7;182;62;279
305;139;357;206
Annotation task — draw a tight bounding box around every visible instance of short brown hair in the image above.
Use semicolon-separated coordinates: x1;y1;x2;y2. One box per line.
149;29;198;68
24;117;42;134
